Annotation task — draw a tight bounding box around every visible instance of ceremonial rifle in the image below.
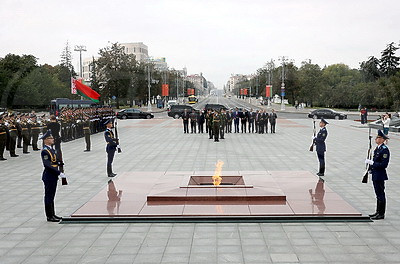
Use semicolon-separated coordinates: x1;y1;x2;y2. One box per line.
362;127;372;183
114;118;122;153
309;117;316;151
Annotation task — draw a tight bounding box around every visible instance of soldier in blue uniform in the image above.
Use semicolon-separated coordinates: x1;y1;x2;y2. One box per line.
365;130;390;220
105;119;118;177
40;130;65;222
313;118;328;176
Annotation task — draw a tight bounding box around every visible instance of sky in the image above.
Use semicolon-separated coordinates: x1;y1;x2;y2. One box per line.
1;0;399;88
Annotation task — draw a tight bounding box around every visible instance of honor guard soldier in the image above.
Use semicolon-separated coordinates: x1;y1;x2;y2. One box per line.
105;119;118;177
20;115;30;154
314;118;328;176
83;116;91;152
0;116;7;160
365;130;390;220
8;116;19;157
30;116;42;151
40;130;66;222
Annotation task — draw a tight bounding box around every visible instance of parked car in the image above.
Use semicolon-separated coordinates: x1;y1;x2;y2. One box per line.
204;104;227;111
308;109;347;120
116;108;154;119
167;105;194;119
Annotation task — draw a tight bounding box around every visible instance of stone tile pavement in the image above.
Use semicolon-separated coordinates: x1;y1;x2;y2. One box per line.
0;114;400;263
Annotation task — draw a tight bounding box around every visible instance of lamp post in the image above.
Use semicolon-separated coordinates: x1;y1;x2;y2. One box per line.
278;56;287;111
147;63;152;112
74;45;87;78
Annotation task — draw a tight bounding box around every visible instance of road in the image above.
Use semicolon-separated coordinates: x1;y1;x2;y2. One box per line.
155;95;365;121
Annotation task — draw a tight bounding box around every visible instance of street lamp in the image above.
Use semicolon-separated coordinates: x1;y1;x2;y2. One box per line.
74;45;87;78
278;56;287;111
147;63;152;112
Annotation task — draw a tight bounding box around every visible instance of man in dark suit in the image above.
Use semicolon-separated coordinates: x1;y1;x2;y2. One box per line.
365;130;390;220
269;109;278;133
313;118;328;176
182;109;190;134
232;108;240;133
248;109;255;133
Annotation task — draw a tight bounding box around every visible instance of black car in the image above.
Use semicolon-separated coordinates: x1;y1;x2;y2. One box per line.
116;108;154;119
204;104;227;111
167;105;194;119
308;109;347;120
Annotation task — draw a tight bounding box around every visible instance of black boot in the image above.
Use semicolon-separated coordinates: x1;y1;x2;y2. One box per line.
45;204;60;222
369;200;380;217
107;165;115;177
371;200;385;220
317;166;325;176
51;203;62;220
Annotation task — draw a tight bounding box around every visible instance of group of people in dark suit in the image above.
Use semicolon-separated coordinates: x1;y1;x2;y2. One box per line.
182;108;278;139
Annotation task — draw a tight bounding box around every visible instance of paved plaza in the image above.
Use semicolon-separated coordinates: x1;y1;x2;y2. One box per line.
1;113;400;263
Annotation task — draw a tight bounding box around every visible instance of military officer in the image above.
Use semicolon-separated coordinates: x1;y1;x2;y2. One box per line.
212;111;221;142
207;110;214;139
365;130;390;220
105;119;118;177
313;118;328;176
40;130;65;222
83;116;91;152
220;109;226;139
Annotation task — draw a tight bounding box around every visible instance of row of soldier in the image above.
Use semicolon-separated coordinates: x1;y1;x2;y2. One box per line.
182;108;278;142
0;107;115;160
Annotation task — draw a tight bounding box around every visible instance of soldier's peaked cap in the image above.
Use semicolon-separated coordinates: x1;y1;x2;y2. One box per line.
320;118;329;125
40;130;53;140
377;129;389;140
104;118;114;125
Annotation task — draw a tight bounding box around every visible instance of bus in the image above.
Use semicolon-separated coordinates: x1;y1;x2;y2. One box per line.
188;95;198;104
50;98;98;116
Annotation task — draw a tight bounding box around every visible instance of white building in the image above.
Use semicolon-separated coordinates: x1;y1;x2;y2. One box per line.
187;73;208;95
226;74;247;92
119;42;149;62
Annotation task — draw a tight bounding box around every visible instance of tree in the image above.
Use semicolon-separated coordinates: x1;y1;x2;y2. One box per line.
58;41;76;85
0;54;38;107
360;56;381;81
297;61;322;107
380;42;399;76
97;43;137;108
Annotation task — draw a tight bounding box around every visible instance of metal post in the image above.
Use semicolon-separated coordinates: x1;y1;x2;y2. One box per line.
74;45;87;78
279;56;287;111
147;64;152;112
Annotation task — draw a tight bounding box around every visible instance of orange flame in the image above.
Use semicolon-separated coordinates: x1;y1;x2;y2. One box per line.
212;160;224;186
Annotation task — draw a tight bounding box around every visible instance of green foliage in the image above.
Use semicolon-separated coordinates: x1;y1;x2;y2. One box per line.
380;42;399;76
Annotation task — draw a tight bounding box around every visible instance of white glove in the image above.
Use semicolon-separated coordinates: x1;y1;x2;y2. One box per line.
365;159;374;165
117;145;121;149
312;136;316;140
60;173;67;178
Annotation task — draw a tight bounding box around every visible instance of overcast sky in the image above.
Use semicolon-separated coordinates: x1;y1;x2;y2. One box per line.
1;0;399;88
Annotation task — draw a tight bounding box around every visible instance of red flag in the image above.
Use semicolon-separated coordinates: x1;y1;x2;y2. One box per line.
162;84;169;96
72;78;100;103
